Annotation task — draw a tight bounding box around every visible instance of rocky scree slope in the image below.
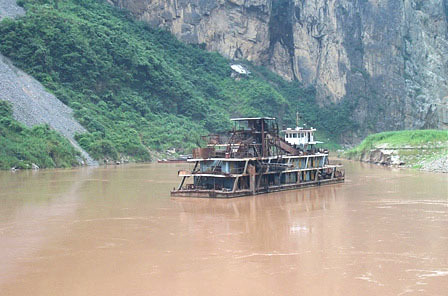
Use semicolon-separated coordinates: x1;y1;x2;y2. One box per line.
0;0;96;165
0;55;96;165
111;0;448;138
0;0;24;20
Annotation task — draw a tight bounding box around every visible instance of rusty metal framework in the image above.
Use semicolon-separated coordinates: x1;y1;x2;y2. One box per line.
171;118;344;198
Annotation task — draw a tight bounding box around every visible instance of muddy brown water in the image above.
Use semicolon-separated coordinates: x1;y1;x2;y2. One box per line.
0;161;447;296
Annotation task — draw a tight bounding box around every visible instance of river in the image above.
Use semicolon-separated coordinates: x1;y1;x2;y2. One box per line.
0;161;447;295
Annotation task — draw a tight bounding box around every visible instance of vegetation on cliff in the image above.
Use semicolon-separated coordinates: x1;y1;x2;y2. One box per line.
0;0;355;163
0;101;80;169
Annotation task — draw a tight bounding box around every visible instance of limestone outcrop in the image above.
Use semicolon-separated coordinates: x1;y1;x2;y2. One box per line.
110;0;448;135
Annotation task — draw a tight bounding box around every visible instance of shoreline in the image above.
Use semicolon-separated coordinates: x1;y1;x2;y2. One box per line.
341;148;448;173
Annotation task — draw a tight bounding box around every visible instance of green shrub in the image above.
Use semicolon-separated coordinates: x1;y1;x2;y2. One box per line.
89;139;118;160
0;100;80;169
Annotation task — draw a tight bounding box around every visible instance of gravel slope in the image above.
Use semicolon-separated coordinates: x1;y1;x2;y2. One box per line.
1;0;97;166
0;54;97;165
0;0;25;20
0;0;97;166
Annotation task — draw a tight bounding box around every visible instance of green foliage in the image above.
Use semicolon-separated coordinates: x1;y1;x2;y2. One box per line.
0;99;12;117
0;0;358;162
88;139;119;160
0;100;80;169
345;129;448;158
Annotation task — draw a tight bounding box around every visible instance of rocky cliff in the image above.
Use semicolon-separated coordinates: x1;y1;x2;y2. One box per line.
110;0;448;135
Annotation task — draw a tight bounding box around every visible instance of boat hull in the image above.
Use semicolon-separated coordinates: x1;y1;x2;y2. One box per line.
171;177;344;199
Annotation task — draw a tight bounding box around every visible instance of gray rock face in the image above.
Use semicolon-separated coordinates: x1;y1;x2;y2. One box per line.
111;0;272;62
111;0;448;136
0;0;25;20
0;54;97;165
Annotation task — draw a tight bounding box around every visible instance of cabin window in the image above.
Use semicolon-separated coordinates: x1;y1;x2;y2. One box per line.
293;133;298;138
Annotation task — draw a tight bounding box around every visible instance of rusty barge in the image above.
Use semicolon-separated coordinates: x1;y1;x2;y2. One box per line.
171;117;344;198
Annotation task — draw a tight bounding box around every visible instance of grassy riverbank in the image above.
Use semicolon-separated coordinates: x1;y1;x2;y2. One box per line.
0;101;80;169
344;130;448;172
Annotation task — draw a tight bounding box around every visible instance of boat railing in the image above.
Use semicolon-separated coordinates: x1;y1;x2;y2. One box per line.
181;184;232;192
198;166;245;175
